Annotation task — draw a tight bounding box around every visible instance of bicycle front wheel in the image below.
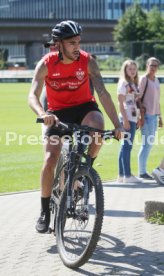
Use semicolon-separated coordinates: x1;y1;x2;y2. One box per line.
56;167;104;268
50;148;68;232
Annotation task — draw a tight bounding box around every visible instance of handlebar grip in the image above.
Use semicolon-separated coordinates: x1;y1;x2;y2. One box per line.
36;118;44;123
111;130;115;137
36;118;69;130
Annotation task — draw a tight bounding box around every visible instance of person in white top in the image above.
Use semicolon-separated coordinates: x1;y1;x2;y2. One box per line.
117;60;142;183
138;57;163;180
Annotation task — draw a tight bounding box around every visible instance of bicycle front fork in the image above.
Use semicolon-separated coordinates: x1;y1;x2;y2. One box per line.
66;151;77;217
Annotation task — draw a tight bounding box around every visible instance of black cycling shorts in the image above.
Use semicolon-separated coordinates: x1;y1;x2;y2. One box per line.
45;101;101;137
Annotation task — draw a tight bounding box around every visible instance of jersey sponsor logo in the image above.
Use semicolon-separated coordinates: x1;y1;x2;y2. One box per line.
75;69;85;80
50;81;60;89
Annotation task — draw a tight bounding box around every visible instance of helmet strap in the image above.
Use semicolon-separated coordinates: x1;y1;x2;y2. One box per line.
58;51;63;60
77;52;80;61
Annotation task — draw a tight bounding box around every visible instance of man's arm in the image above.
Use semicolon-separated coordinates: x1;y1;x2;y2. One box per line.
28;59;47;116
159;104;163;128
88;56;121;129
28;59;58;125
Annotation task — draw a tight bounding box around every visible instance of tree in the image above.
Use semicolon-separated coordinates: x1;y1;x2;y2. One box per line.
147;7;164;62
147;7;164;41
113;4;164;62
113;3;148;59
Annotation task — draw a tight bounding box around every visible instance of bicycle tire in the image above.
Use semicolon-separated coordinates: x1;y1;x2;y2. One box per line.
50;148;68;232
56;167;104;268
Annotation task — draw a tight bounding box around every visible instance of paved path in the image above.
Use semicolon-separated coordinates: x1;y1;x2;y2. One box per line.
0;180;164;276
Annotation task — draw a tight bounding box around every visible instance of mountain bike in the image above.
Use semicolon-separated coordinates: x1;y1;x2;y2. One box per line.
37;118;115;268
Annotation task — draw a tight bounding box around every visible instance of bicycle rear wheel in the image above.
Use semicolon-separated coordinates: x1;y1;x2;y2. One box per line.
56;167;104;268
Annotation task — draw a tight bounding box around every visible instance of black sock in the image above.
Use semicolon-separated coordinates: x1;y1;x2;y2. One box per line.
41;197;50;215
91;157;96;167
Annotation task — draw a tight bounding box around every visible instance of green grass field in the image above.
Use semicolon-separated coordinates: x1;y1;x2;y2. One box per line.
0;83;163;193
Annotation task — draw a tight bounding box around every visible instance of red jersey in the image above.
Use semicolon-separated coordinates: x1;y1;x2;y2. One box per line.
43;50;95;110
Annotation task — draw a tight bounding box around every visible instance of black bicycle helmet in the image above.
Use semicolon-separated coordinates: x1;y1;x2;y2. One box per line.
52;20;82;40
44;39;56;48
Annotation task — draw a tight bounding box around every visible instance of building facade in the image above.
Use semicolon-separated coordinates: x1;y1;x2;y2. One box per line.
0;0;163;20
0;0;163;68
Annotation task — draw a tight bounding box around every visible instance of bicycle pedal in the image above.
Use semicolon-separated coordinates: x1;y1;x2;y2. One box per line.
47;227;55;235
48;227;53;234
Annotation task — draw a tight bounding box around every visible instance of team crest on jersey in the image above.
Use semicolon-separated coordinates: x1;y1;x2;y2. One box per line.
75;69;85;80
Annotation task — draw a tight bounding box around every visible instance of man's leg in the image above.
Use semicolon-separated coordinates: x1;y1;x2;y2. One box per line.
81;111;104;161
36;136;62;233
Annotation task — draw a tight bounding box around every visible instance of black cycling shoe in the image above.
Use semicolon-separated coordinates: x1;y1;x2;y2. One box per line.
36;211;50;233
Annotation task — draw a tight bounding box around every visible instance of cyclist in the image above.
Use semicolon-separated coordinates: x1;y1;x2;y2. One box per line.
28;20;122;233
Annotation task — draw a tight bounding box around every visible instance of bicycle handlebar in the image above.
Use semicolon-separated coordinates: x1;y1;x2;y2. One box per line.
36;117;69;129
36;117;116;139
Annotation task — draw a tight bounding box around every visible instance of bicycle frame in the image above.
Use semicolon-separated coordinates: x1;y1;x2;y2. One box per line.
64;129;92;217
36;118;116;267
36;117;115;212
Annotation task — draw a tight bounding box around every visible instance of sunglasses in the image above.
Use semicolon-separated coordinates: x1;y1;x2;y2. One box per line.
149;64;158;68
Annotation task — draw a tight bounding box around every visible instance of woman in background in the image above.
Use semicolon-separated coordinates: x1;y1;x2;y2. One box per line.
117;60;142;183
138;57;163;180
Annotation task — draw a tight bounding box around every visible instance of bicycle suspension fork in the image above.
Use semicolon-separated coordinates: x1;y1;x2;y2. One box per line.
66;150;77;216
